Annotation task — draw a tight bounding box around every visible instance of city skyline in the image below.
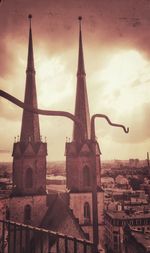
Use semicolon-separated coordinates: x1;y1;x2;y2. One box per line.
1;0;150;162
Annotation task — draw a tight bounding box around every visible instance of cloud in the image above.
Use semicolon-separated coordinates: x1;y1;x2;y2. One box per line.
0;149;10;153
1;0;150;161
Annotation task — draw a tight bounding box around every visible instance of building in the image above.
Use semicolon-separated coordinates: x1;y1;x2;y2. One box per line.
105;209;150;253
65;17;104;251
124;225;150;253
10;14;48;227
2;15;94;253
0;14;108;253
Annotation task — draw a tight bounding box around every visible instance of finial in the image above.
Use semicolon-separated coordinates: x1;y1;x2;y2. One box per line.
78;16;82;30
45;136;47;143
28;14;32;28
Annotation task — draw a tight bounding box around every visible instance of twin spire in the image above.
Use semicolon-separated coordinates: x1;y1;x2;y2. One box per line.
20;15;90;144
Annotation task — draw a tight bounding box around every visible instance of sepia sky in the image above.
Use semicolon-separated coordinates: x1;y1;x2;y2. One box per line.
0;0;150;162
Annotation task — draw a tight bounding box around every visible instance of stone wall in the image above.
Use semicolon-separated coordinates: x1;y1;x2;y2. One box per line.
9;194;48;226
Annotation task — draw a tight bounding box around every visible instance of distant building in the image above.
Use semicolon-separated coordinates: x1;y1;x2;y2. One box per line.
105;209;150;253
129;159;140;168
124;225;150;253
101;177;115;189
141;183;150;198
115;175;130;189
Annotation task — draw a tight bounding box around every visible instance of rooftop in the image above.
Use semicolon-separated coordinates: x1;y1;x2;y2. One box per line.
106;210;150;220
131;230;150;251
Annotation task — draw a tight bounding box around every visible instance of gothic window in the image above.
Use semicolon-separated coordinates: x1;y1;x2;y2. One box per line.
83;166;90;186
25;168;33;188
24;205;31;222
84;202;91;224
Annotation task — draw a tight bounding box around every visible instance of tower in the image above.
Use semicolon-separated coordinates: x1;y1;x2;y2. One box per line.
65;17;104;249
12;15;47;197
9;16;48;227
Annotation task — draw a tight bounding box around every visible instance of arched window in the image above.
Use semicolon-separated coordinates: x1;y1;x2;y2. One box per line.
25;168;33;188
83;166;90;187
84;202;91;224
24;205;31;222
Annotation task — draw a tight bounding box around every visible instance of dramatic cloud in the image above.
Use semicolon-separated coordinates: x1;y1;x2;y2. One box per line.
1;0;150;161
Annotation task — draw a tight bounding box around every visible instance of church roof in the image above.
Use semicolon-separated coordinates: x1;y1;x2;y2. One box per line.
41;193;85;238
73;17;91;143
20;15;40;143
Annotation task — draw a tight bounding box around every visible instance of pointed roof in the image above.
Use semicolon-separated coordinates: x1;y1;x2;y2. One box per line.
27;14;35;72
77;16;85;76
41;193;85;238
20;15;40;143
73;17;91;143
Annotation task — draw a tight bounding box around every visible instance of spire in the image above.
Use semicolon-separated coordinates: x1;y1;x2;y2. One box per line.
73;17;91;143
77;16;85;75
20;15;40;143
27;14;35;73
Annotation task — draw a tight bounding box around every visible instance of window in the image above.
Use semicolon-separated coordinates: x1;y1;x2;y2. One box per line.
84;202;91;224
113;235;118;242
25;168;33;188
24;205;31;222
83;166;91;187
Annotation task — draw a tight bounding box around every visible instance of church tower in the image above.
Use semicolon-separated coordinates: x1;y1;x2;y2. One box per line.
66;17;104;248
9;16;48;227
12;15;47;197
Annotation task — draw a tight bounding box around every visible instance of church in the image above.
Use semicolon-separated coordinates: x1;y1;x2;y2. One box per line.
0;15;104;253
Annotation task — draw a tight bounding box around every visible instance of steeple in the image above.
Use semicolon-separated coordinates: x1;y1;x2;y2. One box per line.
77;16;85;76
20;15;40;143
73;17;90;143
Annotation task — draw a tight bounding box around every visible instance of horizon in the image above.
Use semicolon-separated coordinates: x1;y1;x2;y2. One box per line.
0;155;148;164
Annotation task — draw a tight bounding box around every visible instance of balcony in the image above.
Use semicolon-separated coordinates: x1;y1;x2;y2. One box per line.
0;220;94;253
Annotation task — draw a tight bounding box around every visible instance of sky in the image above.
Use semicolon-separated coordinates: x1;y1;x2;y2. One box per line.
0;0;150;162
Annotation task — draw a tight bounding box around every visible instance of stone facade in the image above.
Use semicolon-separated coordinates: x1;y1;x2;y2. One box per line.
12;142;47;196
9;195;48;226
9;15;48;231
69;191;104;243
66;141;101;192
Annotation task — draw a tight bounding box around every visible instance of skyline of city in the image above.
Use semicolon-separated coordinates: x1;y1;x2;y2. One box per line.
0;5;150;251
